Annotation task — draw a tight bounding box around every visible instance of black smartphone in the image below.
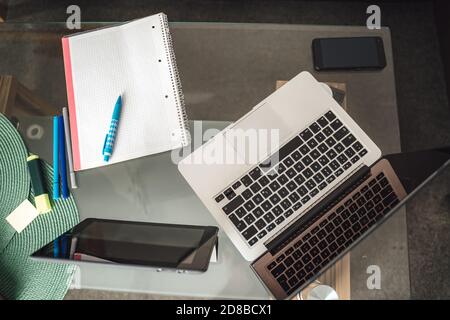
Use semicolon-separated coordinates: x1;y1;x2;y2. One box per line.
32;218;219;273
312;37;386;71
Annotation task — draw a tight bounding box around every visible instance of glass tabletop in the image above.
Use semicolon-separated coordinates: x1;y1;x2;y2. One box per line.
1;21;412;299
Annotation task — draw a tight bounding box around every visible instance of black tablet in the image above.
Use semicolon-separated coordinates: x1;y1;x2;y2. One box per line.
32;218;219;272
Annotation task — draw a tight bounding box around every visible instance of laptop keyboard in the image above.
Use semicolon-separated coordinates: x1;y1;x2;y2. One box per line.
266;172;400;295
214;110;368;247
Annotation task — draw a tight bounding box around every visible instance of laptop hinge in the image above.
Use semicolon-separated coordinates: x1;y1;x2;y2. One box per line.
266;165;371;255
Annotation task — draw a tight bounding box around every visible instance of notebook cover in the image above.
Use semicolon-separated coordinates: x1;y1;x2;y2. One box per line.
61;13;188;171
62;36;81;171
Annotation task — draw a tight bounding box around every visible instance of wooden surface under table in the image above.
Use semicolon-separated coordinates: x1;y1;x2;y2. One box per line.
276;80;350;300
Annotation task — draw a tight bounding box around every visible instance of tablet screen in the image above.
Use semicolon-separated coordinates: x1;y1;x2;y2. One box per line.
32;219;218;271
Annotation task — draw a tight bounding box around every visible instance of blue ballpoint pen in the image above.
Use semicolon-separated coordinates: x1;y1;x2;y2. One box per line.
102;95;122;162
52;116;60;200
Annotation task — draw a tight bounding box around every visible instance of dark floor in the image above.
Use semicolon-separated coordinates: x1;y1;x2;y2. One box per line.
4;0;450;299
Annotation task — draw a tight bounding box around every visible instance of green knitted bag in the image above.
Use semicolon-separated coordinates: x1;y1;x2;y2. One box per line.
0;113;79;300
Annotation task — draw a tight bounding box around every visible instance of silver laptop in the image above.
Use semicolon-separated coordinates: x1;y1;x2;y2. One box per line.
178;71;381;261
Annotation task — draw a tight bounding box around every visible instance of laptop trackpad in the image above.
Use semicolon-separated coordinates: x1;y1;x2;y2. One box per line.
225;103;293;164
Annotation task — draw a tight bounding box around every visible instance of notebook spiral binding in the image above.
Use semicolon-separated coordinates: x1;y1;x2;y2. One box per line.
159;13;190;146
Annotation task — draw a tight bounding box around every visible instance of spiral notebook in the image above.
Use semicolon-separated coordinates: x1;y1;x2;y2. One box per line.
62;13;188;171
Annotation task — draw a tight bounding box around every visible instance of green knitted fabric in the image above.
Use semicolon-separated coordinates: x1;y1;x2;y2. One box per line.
0;114;80;300
0;115;29;253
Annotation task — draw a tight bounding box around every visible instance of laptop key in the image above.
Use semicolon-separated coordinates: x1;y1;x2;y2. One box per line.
235;207;247;218
302;168;313;178
215;194;225;203
359;149;368;157
242;189;252;200
253;207;264;218
351;155;360;163
248;237;258;246
236;221;247;232
286;168;297;179
299;144;310;155
325;111;336;121
301;195;311;204
261;200;273;211
258;230;267;239
229;213;240;225
232;181;242;189
310;122;321;133
249;167;262;180
244;200;255;211
241;175;252;187
342;134;356;147
345;148;355;158
278;187;289;198
299;128;313;142
269;181;281;192
289;192;300;203
284;209;294;217
311;162;321;172
301;155;313;166
318;143;328;153
318;182;327;190
330;118;343;130
270;194;281;205
297;186;308;196
261;187;272;198
305;179;316;190
264;212;275;223
326;149;337;159
277;174;289;185
288;276;299;287
224;188;236;200
325;137;336;147
309;188;319;198
294;174;305;185
291;151;301;161
283;157;294;167
255;218;266;230
250;182;261;193
244;213;255;225
310;149;321;159
307;138;318;149
252;194;264;205
259;176;270;186
286;267;296;278
315;132;326;143
313;172;324;183
317;116;328;127
287;181;297;192
271;264;286;278
333;126;348;141
275;216;285;225
281;199;292;210
222;195;244;214
323;126;333;137
296;269;307;281
279;281;290;292
272;205;283;216
267;261;276;270
242;225;257;240
266;223;276;232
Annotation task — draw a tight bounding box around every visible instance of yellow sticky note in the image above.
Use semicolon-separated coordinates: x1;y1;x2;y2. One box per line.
6;199;39;233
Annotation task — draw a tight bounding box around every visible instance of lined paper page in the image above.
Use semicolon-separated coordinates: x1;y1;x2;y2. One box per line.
68;14;184;170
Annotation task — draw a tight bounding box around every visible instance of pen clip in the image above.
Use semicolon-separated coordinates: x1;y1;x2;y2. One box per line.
102;134;108;155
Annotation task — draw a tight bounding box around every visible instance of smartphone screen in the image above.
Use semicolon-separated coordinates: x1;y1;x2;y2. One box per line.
312;37;386;71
